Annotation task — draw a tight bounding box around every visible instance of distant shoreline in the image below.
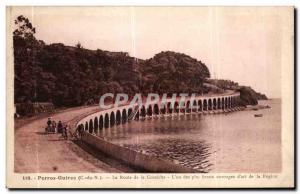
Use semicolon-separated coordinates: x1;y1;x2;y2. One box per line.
245;101;273;111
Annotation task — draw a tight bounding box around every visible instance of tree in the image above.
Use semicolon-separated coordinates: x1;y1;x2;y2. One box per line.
141;51;210;95
75;42;83;49
13;15;38;103
13;15;36;38
13;15;264;109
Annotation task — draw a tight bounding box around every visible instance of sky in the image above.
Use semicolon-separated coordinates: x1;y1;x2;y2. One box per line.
9;6;294;98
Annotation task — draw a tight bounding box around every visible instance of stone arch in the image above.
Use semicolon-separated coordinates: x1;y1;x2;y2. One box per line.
227;97;230;108
186;100;191;113
167;102;173;114
179;101;185;113
225;98;228;109
213;98;217;110
140;106;146;117
104;113;109;128
116;110;121;125
122;109;127;123
147;105;153;116
222;98;225;109
78;124;84;133
94;117;98;133
135;110;140;120
110;112;115;126
208;99;212;110
198;100;202;111
154;104;159;115
160;103;166;114
217;98;221;109
203;99;208;111
174;101;179;113
85;122;88;131
192;100;197;112
127;108;132;119
99;115;103;130
89;119;93;133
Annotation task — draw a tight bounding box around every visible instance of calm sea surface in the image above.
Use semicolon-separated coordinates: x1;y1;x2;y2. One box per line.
97;99;281;173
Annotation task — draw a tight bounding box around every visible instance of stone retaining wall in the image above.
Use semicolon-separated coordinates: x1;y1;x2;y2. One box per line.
15;102;55;116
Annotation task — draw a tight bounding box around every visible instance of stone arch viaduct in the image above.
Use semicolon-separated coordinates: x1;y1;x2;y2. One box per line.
76;92;241;134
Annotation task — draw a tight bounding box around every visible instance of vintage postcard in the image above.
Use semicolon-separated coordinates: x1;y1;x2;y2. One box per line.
6;6;294;188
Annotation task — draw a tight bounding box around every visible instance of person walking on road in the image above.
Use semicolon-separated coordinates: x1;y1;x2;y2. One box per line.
51;120;56;133
47;117;52;127
75;124;84;140
57;121;63;133
62;124;69;140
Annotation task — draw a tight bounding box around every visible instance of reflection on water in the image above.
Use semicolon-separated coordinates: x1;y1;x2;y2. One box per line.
97;99;281;173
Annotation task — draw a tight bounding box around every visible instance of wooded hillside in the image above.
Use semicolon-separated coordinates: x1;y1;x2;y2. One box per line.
13;15;266;108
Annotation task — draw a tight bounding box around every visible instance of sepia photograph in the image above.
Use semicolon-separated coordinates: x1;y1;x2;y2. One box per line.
6;6;294;188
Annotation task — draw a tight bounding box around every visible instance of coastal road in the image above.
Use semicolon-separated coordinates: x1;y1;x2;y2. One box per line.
14;106;123;173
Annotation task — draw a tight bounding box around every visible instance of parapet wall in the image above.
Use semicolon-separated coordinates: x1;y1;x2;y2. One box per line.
81;132;196;173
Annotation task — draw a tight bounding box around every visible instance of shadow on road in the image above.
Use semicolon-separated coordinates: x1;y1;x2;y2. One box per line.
35;131;48;135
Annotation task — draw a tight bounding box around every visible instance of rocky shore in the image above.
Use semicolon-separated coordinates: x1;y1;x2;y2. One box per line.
244;104;271;111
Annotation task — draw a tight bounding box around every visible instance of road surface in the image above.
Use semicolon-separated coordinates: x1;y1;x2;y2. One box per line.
14;106;123;173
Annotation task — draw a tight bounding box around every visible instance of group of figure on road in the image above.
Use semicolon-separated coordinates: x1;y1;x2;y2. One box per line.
45;117;69;140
